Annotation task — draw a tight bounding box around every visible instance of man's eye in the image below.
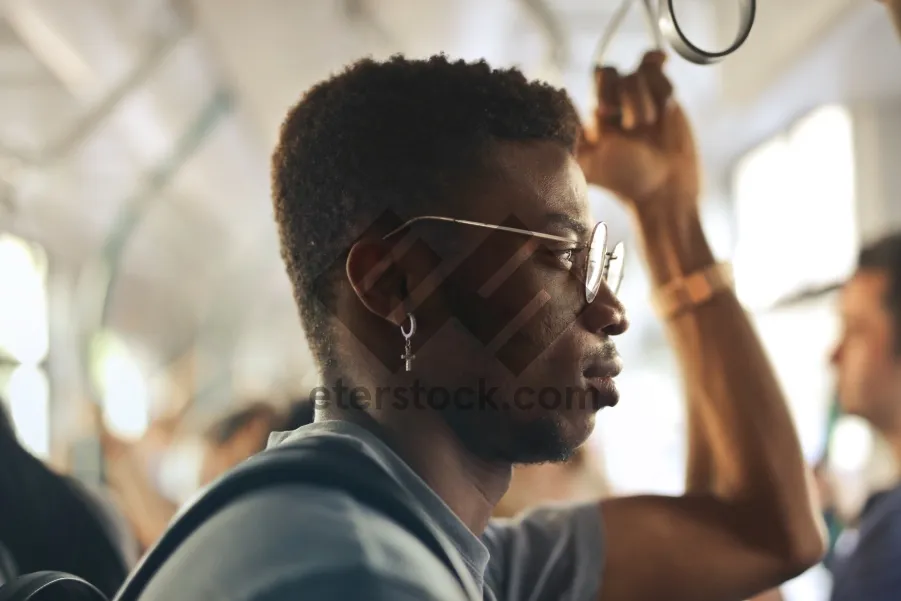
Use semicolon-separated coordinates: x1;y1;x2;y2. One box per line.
554;248;576;265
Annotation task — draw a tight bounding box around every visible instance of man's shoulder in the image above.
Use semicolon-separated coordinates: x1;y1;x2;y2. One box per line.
139;483;462;601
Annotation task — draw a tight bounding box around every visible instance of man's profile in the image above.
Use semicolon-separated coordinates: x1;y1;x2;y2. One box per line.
827;234;901;601
136;53;824;601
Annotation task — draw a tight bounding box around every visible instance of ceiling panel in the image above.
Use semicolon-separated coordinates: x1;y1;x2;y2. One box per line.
0;16;76;156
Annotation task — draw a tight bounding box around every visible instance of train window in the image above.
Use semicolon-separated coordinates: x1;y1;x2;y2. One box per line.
0;234;50;458
0;234;48;365
732;105;857;310
2;365;50;458
92;332;150;441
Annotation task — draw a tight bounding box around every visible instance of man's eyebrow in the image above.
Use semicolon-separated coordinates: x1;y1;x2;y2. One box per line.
543;213;588;239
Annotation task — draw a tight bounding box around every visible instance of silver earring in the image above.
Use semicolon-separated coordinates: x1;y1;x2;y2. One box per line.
400;313;416;372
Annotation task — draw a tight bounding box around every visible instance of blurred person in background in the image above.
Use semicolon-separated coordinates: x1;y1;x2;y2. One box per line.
98;396;192;552
100;397;315;550
138;51;824;601
199;401;280;486
200;398;315;486
827;233;901;601
0;397;137;597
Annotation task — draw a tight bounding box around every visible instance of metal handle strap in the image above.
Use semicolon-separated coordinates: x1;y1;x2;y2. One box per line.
595;0;756;67
658;0;756;65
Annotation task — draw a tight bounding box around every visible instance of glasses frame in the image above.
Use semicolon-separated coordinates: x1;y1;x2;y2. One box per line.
382;216;623;302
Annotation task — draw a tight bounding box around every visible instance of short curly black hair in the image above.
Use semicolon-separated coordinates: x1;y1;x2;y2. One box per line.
859;232;901;354
272;54;581;371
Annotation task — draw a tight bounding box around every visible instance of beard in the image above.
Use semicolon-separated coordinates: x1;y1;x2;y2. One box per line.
435;388;576;465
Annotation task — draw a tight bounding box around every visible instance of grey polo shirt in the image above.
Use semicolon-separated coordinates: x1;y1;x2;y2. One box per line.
139;420;604;600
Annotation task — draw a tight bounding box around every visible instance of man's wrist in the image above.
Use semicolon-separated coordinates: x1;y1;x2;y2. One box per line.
631;203;715;285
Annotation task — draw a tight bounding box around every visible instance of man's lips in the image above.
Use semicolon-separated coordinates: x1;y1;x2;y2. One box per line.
582;356;623;407
582;357;623;380
583;375;619;407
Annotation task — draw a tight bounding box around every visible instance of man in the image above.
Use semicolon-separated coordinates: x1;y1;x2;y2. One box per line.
828;233;901;601
139;53;823;600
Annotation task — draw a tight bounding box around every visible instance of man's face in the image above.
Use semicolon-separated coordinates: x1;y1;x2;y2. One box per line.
410;140;628;465
832;270;901;427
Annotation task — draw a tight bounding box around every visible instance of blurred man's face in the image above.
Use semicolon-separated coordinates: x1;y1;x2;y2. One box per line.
831;270;901;428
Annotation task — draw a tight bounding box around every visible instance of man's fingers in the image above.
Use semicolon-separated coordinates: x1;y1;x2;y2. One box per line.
595;66;622;129
638;57;673;114
620;73;657;129
595;54;672;134
641;50;667;68
619;75;641;130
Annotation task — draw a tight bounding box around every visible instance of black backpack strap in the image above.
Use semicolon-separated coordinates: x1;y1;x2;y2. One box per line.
114;436;478;601
0;571;107;601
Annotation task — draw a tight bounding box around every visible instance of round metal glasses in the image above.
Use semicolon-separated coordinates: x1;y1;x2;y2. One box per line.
383;216;626;304
584;222;625;303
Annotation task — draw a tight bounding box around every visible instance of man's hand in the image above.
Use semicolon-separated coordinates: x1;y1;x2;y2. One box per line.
577;51;699;213
584;50;825;601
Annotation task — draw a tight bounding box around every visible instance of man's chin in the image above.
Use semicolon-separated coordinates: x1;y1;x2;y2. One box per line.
505;413;592;465
441;404;590;465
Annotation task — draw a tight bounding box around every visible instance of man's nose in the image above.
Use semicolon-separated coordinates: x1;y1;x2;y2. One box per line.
584;283;629;336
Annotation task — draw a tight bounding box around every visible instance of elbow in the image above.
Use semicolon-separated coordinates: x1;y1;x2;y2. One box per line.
733;501;828;578
770;514;829;579
784;531;828;575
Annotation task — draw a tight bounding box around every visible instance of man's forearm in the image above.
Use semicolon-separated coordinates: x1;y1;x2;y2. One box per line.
685;392;716;492
635;205;824;561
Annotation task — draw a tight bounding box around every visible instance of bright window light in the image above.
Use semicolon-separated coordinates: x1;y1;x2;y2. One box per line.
596;362;686;496
5;364;50;458
93;334;150;441
733;105;857;309
752;298;840;463
158;439;206;504
0;234;49;364
830;416;874;473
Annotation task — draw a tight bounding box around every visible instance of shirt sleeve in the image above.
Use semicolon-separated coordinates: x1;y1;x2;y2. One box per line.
481;501;604;601
138;484;469;601
830;510;901;601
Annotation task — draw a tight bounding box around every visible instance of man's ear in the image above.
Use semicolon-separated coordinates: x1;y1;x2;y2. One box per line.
346;240;407;327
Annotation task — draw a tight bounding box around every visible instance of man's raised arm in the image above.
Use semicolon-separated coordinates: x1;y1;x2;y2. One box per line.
577;52;825;601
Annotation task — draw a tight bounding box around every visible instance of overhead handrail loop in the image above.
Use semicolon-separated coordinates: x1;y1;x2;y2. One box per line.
595;0;756;66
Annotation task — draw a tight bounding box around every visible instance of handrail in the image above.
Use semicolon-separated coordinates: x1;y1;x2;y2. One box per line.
595;0;756;66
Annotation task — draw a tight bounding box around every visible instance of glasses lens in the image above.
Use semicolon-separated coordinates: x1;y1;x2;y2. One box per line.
584;223;608;303
606;241;626;295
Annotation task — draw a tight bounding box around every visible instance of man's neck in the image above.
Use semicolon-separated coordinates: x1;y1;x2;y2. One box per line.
382;413;512;533
320;378;512;534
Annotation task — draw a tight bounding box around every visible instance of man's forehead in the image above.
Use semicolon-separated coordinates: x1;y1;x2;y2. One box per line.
474;140;589;230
